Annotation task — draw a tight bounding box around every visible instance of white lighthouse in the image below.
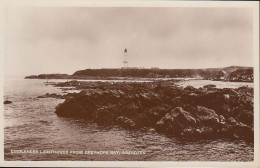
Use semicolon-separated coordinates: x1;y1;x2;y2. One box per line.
123;48;128;68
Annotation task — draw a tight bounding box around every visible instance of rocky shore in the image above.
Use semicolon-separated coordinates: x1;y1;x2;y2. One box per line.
52;81;253;143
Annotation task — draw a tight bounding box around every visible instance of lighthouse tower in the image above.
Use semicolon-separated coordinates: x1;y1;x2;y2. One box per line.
123;48;128;68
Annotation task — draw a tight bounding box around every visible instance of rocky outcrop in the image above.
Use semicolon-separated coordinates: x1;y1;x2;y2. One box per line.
37;93;64;99
25;74;72;79
228;68;253;82
37;93;79;99
54;81;254;142
156;106;222;138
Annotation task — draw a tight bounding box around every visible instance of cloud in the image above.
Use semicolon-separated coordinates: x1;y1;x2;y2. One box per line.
5;7;253;76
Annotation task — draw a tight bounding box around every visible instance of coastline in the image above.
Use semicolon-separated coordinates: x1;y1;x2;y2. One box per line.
24;66;254;83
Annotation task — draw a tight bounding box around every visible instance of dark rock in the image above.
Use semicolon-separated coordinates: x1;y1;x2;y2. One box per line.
225;117;253;141
155;106;226;138
116;116;136;129
37;93;77;99
181;127;216;139
39;120;53;125
55;93;97;119
195;91;226;115
194;127;214;137
192;106;220;127
139;105;170;127
37;95;47;98
4;100;12;104
155;107;196;134
53;80;253;142
184;86;197;93
37;93;64;99
94;106;118;125
235;109;253;127
203;84;216;90
222;88;238;96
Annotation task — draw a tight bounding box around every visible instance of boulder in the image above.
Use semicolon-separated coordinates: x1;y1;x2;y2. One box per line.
196;91;226;114
184;86;198;94
116;116;136;129
141;105;170;126
94;106;118;125
156;106;229;138
226;117;253;141
194;127;214;137
222;88;238;96
235;109;253;127
37;93;66;99
4;100;12;104
155;107;196;134
55;95;97;118
203;84;216;90
192;106;220;127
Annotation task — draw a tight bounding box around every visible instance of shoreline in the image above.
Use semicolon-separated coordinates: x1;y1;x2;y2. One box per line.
24;66;254;83
24;76;254;83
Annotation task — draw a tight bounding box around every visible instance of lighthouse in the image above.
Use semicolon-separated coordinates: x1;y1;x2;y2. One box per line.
123;48;128;68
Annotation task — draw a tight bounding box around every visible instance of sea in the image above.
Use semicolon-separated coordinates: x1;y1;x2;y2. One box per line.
3;76;254;161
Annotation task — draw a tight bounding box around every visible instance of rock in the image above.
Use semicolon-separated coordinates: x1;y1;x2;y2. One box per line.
226;117;253;141
182;126;220;139
203;84;216;90
222;88;238;96
37;95;47;98
4;100;12;104
39;120;53;125
140;105;170;127
140;127;149;132
192;106;220;127
53;80;253;142
219;115;226;124
181;126;216;139
196;91;226;115
55;94;97;118
235;109;253;127
184;86;197;93
116;116;136;129
155;106;226;138
182;128;194;135
37;93;65;99
94;106;118;125
194;127;214;137
155;107;196;134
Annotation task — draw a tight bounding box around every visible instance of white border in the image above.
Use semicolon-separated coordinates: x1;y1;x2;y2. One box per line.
0;0;259;167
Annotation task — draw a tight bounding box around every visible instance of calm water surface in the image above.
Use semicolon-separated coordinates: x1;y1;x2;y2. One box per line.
4;77;254;161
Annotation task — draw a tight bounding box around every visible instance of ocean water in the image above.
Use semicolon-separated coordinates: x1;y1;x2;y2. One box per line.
176;79;253;88
4;77;254;161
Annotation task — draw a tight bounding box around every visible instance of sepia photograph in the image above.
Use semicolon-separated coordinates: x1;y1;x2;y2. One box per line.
1;0;259;167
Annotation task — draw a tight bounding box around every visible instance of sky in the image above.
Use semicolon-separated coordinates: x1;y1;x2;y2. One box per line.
4;7;253;76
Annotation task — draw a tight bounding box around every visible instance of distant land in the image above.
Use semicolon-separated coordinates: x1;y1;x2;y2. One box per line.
25;66;253;82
